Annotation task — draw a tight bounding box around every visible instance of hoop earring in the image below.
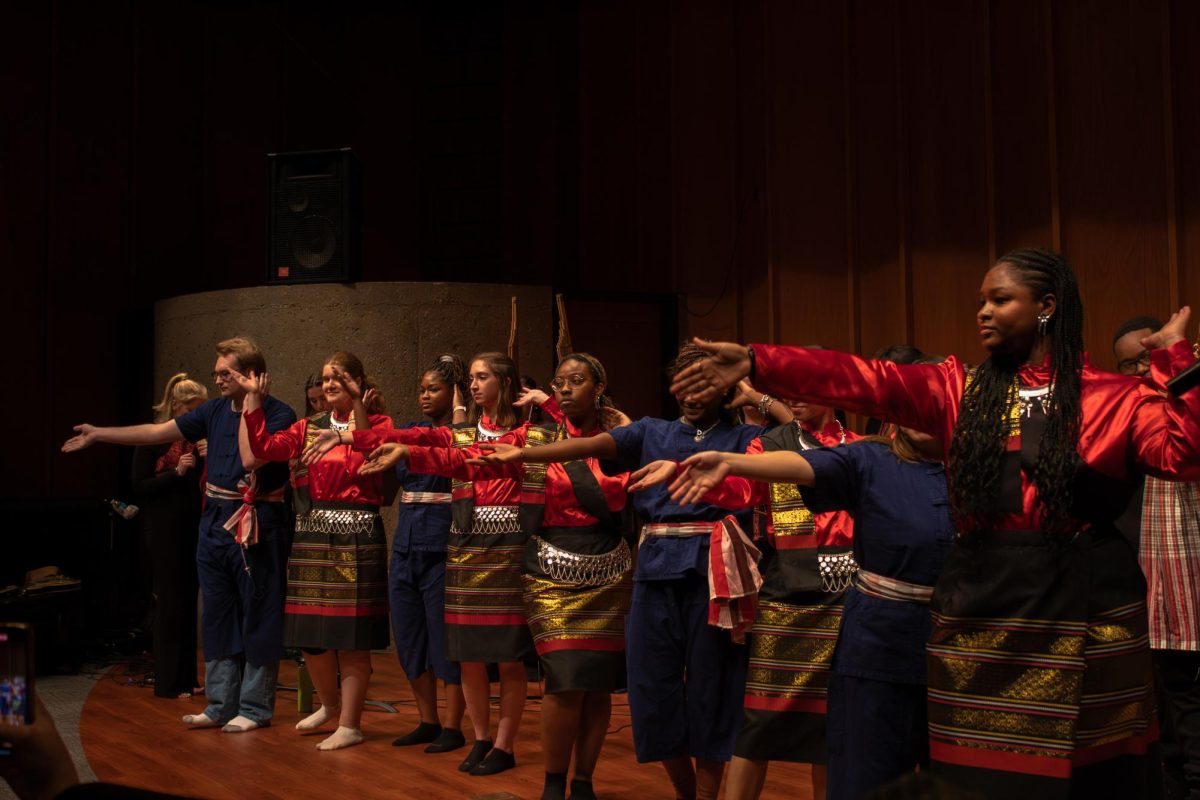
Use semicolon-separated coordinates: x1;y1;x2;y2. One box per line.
1037;313;1050;338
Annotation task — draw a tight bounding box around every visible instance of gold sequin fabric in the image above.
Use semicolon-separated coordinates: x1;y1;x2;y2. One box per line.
744;599;843;707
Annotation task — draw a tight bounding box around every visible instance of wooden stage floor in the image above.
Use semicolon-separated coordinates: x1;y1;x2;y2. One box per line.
81;656;813;799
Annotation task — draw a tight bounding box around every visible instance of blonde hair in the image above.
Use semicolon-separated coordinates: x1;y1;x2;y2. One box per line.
153;373;209;422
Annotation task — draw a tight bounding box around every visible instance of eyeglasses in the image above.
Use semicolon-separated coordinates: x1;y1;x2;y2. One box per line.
1115;351;1151;375
549;374;589;391
211;370;235;383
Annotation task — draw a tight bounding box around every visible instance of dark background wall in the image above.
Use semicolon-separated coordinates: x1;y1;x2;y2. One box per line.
8;0;1200;505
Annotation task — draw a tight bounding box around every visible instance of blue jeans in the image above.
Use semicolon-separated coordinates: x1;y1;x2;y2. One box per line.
202;657;279;725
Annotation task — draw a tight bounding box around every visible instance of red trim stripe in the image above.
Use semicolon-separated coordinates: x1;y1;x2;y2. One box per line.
284;603;387;617
742;695;826;714
930;741;1072;779
1071;723;1157;767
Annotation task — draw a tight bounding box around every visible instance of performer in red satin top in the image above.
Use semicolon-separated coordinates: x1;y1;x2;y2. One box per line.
313;352;532;776
240;351;392;752
670;248;1200;798
365;353;635;800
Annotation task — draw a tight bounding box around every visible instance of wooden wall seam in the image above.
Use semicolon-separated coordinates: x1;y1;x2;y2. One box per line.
1162;0;1181;310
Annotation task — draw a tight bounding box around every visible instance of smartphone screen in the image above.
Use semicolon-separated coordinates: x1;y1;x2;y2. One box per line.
0;624;34;730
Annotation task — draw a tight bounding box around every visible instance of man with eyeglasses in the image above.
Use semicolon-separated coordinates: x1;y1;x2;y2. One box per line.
63;337;295;735
1114;315;1200;800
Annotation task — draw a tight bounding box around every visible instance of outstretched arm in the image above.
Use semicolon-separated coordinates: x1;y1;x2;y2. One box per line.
1131;309;1200;480
671;337;957;438
470;432;619;466
62;420;183;452
666;449;815;507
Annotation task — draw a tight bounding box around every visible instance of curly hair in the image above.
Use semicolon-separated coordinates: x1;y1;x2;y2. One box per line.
948;248;1084;534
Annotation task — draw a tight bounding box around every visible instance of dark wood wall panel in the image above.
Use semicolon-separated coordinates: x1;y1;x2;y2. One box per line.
1055;0;1172;365
848;0;907;358
14;0;1200;501
764;0;852;351
989;0;1055;255
902;0;991;361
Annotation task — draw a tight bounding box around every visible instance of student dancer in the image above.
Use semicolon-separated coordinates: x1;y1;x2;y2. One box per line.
387;354;469;754
312;352;532;774
668;362;953;799
674;392;853;800
468;344;788;800
671;248;1200;798
364;353;634;800
237;352;392;750
63;337;295;733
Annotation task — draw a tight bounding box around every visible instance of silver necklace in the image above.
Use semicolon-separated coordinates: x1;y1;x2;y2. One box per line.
683;418;721;443
797;419;846;450
1018;384;1053;418
477;419;507;441
328;413;351;432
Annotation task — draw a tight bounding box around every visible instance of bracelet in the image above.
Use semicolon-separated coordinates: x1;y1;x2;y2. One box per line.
757;394;775;417
453;405;468;413
746;345;757;383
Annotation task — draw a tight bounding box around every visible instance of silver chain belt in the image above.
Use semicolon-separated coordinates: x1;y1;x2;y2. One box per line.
295;507;379;536
450;504;521;535
535;536;631;587
818;551;858;593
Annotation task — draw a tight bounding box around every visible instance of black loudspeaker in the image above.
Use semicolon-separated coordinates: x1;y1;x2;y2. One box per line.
267;148;360;284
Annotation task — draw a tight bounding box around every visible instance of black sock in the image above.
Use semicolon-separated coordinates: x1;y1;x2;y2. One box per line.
458;739;493;772
542;772;568;800
469;746;516;776
424;726;466;753
392;721;442;746
569;778;597;800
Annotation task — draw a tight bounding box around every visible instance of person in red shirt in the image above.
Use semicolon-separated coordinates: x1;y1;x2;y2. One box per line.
670;248;1200;798
363;353;635;800
237;351;393;751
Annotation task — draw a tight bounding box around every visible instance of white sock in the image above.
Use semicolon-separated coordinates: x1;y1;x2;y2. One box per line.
316;726;364;751
295;704;340;732
181;713;219;728
221;715;261;733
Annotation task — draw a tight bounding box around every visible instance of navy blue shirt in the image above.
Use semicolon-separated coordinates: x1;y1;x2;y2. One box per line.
607;417;762;581
800;441;952;684
393;420;453;553
175;396;295;493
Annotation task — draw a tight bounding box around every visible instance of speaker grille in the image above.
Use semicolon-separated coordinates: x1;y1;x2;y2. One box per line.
267;149;359;284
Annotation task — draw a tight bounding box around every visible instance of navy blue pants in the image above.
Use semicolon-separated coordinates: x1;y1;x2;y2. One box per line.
195;499;288;666
626;572;748;763
826;672;928;800
389;548;460;684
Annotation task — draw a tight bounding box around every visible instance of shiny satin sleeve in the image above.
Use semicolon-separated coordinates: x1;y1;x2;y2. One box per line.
351;424;452;452
244;408;304;461
700;437;769;509
752;344;966;440
404;426;527;481
1129;339;1200;480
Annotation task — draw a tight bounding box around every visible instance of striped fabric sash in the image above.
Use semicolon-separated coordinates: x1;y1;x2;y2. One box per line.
709;516;763;643
854;569;934;604
400;490;452;504
205;476;285;548
641;520;763;642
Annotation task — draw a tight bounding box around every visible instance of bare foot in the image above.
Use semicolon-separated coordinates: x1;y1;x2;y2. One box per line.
316;726;364;751
296;704;340;732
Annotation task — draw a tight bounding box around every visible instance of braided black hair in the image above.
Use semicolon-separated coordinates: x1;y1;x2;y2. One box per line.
948;248;1084;534
425;353;469;402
